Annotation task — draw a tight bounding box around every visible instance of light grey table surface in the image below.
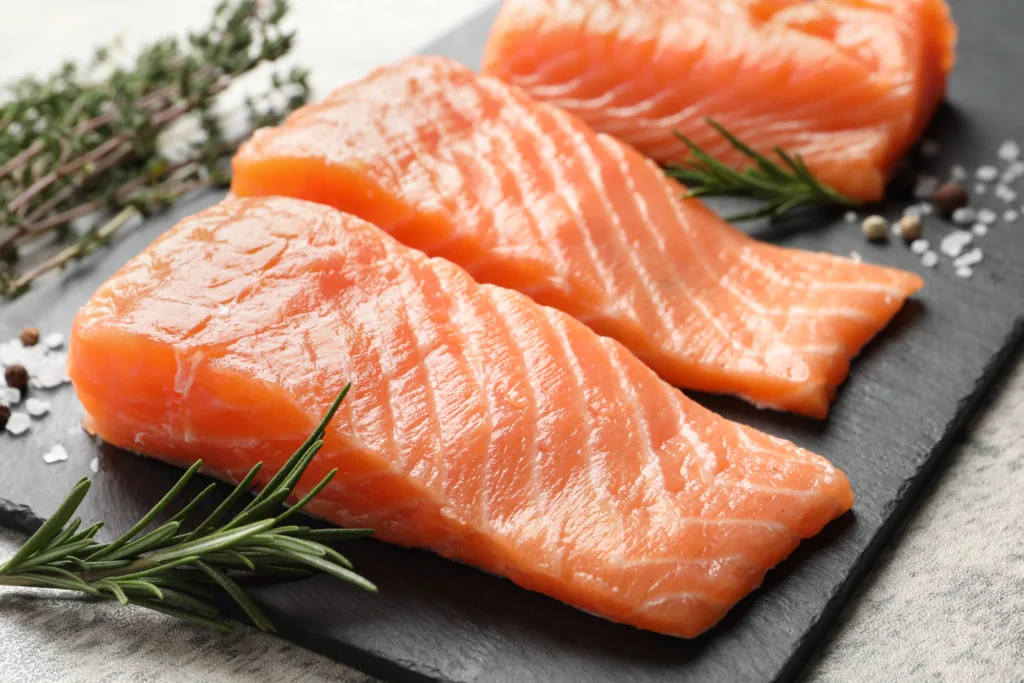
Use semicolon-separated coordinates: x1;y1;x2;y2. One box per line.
2;2;1023;682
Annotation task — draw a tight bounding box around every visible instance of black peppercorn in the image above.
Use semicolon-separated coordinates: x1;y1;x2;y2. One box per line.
5;364;29;392
0;404;10;430
933;182;969;216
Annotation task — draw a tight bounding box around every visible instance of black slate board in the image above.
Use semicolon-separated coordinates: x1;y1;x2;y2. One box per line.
1;1;1023;681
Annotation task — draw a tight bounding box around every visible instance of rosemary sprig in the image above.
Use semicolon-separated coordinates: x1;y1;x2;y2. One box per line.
664;119;859;221
0;384;376;633
0;0;311;297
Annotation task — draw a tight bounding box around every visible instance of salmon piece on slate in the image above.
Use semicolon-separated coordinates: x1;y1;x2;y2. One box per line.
69;196;854;638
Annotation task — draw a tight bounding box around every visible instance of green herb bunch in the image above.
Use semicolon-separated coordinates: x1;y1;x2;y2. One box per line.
0;385;375;632
0;0;311;297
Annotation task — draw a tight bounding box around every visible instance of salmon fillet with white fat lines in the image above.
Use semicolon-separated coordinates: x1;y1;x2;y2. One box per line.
68;196;854;638
482;0;957;202
230;56;924;418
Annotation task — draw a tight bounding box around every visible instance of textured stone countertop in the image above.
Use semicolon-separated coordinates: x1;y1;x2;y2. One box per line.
2;2;1023;682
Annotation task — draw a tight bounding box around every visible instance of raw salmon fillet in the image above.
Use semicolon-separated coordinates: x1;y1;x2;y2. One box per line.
69;196;854;638
482;0;957;201
231;56;924;418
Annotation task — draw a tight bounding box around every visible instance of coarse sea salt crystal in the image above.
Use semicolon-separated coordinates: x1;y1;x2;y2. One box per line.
43;332;64;350
1004;209;1019;223
42;444;68;464
911;239;930;255
977;165;1000;182
996;185;1018;203
975;183;988;195
844;211;857;224
921;139;941;157
977;208;998;225
955;266;974;279
78;608;97;624
0;387;21;406
0;340;26;367
921;251;939;268
950;164;968;181
999;140;1021;161
972;223;989;237
90;457;100;473
940;230;973;257
1003;161;1024;183
951;207;976;225
849;251;862;263
25;398;50;417
5;412;30;435
903;205;923;218
954;247;984;268
919;202;934;216
913;175;940;199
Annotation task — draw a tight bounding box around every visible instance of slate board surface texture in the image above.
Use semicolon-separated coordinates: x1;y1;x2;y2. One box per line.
0;1;1022;682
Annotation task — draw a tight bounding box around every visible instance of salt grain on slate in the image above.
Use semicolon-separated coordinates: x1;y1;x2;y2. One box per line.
43;332;64;350
954;247;984;269
42;444;69;464
1004;209;1019;223
844;211;857;224
955;266;974;279
995;185;1018;203
913;175;940;199
950;164;968;181
977;208;998;225
998;140;1021;161
90;457;100;473
977;165;999;182
25;398;50;417
0;387;20;406
951;207;976;225
911;239;930;255
919;202;935;216
975;183;987;195
921;251;939;268
903;205;923;218
78;608;97;624
972;224;989;237
5;412;30;435
1004;161;1024;183
941;230;973;258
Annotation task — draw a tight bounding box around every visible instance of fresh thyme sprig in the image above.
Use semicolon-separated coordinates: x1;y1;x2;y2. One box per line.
664;119;859;221
0;384;376;633
0;0;311;297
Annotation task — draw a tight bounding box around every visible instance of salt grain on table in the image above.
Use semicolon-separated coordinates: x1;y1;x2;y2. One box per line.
1004;161;1024;183
0;387;21;406
43;333;64;350
78;608;97;624
941;230;973;258
955;266;974;279
919;202;935;216
951;207;976;225
911;239;930;255
972;223;989;237
25;397;50;417
1005;209;1020;223
844;210;857;224
42;444;69;464
998;140;1021;161
921;251;939;268
90;457;100;473
950;164;968;181
974;183;987;195
977;165;999;182
954;247;984;269
5;412;30;435
977;208;998;225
